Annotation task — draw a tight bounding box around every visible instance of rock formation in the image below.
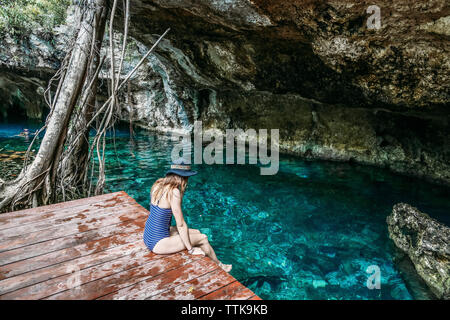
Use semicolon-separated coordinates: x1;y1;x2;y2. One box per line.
127;0;450;109
117;0;450;184
1;1;449;183
387;203;450;299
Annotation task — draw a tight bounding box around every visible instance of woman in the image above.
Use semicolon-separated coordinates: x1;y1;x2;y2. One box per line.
143;161;232;272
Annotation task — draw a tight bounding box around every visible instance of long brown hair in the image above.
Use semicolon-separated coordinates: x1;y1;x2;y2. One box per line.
150;173;188;204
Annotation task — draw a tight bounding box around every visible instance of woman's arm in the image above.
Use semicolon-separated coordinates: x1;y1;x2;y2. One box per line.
170;188;193;251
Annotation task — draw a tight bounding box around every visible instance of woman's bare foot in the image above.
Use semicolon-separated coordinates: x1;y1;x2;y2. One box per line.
218;262;232;272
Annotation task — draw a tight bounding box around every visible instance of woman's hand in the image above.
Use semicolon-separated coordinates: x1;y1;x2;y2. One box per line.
188;247;205;256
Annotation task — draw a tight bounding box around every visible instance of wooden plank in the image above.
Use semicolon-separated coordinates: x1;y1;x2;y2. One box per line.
0;205;146;252
0;239;148;295
199;281;245;300
0;191;261;300
44;251;201;300
0;193;133;234
225;287;256;300
0;191;128;227
0;201;142;240
205;283;256;300
0;223;144;280
0;217;146;266
0;247;159;300
0;191;126;221
98;256;218;300
147;266;237;300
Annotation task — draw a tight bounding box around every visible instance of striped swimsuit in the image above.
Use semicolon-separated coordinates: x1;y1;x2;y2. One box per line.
143;195;173;251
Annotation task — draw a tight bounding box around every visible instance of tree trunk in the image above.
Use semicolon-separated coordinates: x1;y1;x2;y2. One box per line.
0;0;108;212
58;1;108;199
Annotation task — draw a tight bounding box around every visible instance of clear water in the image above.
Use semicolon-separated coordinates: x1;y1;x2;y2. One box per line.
1;121;449;300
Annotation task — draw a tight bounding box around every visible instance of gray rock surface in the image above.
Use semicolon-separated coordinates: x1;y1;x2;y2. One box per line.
128;0;450;109
117;0;450;184
387;203;450;299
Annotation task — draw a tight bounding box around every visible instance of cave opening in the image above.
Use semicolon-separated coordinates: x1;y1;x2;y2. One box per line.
0;94;27;122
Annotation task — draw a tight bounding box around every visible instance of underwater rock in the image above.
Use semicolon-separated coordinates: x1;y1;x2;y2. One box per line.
387;203;450;299
0;149;35;181
391;247;437;300
312;279;328;288
389;283;412;300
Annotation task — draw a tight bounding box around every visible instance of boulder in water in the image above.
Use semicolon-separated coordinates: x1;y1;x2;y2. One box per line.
387;203;450;299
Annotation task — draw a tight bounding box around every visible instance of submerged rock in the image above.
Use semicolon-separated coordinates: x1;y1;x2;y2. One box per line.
391;247;437;300
387;203;450;299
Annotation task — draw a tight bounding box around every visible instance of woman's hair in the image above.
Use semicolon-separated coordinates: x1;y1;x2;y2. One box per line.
151;173;188;203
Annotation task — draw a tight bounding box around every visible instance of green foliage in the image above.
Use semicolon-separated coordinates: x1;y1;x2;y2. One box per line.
0;0;71;38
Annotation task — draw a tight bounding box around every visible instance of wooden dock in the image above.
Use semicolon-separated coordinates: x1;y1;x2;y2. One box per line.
0;191;260;300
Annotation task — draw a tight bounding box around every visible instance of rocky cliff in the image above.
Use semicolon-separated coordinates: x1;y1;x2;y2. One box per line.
127;0;450;109
0;1;449;183
120;0;450;184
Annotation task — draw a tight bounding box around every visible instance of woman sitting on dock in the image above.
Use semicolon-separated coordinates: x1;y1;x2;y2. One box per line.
143;161;232;272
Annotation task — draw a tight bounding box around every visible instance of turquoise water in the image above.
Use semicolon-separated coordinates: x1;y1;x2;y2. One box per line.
1;122;449;300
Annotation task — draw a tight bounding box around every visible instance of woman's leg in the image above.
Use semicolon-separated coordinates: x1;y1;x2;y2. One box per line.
152;232;208;255
169;226;200;236
197;236;219;263
152;232;231;271
198;237;232;272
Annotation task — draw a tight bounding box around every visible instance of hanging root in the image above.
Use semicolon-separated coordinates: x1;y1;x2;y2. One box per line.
0;0;105;212
0;0;170;213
